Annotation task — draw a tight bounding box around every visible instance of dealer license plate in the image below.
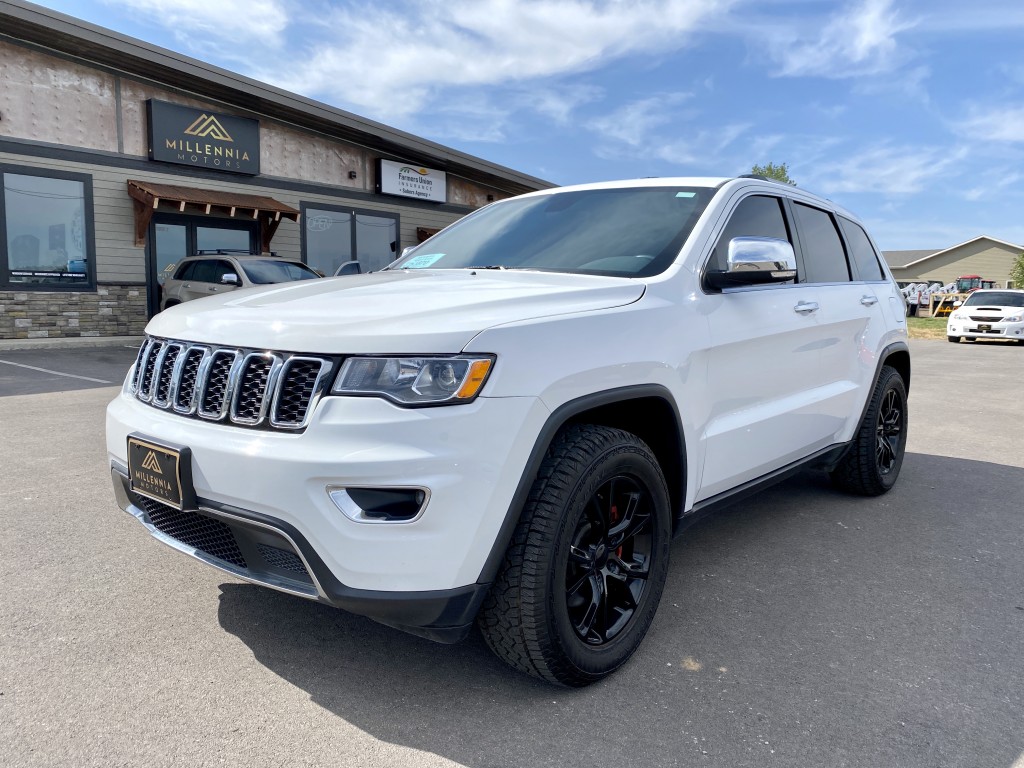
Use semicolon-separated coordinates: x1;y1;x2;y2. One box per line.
128;435;193;510
978;324;992;332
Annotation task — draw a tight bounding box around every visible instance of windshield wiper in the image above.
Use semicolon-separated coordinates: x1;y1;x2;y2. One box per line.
468;265;507;270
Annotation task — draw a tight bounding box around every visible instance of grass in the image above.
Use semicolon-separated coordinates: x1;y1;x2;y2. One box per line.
907;316;949;340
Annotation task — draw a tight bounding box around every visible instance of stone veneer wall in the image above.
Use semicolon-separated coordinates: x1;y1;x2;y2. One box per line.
0;285;147;339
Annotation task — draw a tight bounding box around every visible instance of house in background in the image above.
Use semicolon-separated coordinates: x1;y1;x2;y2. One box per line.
883;236;1022;288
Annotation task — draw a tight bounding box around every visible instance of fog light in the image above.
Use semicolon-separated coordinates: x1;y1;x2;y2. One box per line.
328;486;428;523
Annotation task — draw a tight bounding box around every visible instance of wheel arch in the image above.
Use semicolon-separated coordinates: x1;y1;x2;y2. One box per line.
476;385;687;585
882;342;911;394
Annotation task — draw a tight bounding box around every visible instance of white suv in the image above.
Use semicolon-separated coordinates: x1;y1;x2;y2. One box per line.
107;177;910;686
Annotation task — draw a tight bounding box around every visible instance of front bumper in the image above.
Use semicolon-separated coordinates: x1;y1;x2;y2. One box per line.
947;319;1024;340
107;386;550;637
111;465;486;642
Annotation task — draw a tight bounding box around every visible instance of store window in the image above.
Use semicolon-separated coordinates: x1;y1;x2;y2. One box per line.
302;203;399;275
0;167;95;291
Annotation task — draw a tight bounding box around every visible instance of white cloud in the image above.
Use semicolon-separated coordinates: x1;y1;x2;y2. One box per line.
955;105;1024;143
964;172;1022;201
260;0;732;118
810;143;967;196
767;0;915;78
102;0;288;46
588;93;693;147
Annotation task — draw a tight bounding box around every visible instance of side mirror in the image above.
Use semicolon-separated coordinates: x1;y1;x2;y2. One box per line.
335;260;362;276
953;300;963;307
221;273;240;286
706;237;797;290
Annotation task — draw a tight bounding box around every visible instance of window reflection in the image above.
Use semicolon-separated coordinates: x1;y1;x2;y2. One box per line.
4;173;89;286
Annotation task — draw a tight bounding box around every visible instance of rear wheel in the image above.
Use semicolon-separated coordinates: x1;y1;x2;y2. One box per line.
478;425;671;687
831;365;908;496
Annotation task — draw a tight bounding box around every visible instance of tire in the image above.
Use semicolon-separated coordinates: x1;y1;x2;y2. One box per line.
830;365;908;496
478;425;671;687
946;335;959;343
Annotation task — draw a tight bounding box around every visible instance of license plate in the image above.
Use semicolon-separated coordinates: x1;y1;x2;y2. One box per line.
127;435;195;510
979;324;992;332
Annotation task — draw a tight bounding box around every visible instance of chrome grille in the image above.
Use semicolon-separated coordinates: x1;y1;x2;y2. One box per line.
153;343;184;407
131;337;332;430
272;358;327;427
174;347;207;412
198;351;238;419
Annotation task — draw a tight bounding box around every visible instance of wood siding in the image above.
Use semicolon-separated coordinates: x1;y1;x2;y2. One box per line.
891;240;1022;287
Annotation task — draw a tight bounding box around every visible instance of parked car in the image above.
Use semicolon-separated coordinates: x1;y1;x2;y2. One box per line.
946;289;1024;343
160;252;321;310
108;176;910;686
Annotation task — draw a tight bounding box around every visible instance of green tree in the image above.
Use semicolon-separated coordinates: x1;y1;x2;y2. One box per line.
750;162;797;186
1010;252;1024;289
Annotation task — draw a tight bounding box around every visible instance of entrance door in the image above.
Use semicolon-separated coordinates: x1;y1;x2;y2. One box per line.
147;214;257;316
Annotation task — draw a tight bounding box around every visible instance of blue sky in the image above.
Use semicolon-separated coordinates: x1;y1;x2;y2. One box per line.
34;0;1024;250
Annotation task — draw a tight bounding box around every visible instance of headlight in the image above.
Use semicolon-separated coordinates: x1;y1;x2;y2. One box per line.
950;312;966;321
1003;314;1023;323
331;355;494;405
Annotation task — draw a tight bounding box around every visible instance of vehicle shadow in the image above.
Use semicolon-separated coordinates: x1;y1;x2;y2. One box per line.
217;453;1024;768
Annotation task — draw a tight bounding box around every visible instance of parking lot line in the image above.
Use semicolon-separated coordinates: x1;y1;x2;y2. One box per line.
0;359;113;384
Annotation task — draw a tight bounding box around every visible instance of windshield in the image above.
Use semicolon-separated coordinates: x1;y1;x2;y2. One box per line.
240;260;321;284
963;291;1024;308
391;186;714;277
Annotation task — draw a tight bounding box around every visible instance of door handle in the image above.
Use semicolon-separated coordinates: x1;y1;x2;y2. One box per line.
794;301;819;314
860;295;878;306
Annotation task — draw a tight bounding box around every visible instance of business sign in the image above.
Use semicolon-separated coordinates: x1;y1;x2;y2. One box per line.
147;99;260;175
376;159;447;203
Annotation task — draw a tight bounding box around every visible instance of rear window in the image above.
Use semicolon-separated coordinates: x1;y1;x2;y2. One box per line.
239;260;320;284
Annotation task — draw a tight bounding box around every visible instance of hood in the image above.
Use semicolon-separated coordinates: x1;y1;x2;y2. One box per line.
146;269;646;353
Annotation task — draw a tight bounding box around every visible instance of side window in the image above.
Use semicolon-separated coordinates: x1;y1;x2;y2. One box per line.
792;203;851;283
709;195;790;272
209;260;235;283
173;261;196;280
838;217;885;281
190;260;219;283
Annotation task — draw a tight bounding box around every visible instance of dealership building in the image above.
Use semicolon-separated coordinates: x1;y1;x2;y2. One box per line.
0;0;551;340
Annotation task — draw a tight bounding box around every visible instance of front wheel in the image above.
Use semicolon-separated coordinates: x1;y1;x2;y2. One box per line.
831;365;908;496
946;335;959;343
478;425;671;686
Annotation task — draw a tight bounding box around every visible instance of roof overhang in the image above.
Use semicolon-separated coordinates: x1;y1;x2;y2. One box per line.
127;179;300;251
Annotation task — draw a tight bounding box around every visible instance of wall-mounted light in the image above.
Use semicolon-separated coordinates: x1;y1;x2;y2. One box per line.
348;170;358;179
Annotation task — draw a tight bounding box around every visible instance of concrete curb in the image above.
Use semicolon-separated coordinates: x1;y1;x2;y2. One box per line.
0;336;144;352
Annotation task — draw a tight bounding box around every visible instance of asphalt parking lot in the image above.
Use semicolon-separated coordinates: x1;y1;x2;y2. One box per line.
1;339;1022;768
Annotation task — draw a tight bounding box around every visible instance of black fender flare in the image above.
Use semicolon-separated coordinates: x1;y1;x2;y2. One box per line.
475;384;686;585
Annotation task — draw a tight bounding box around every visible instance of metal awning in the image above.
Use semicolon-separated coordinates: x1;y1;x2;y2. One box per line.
127;180;300;252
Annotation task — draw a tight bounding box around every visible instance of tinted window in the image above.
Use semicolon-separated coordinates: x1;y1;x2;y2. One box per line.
240;259;321;284
793;203;850;283
709;195;789;272
839;218;884;281
173;261;197;280
392;186;713;277
191;260;233;283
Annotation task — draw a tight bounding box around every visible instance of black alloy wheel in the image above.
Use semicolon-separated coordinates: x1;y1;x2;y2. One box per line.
831;365;908;496
875;388;903;476
565;476;654;646
478;425;671;686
